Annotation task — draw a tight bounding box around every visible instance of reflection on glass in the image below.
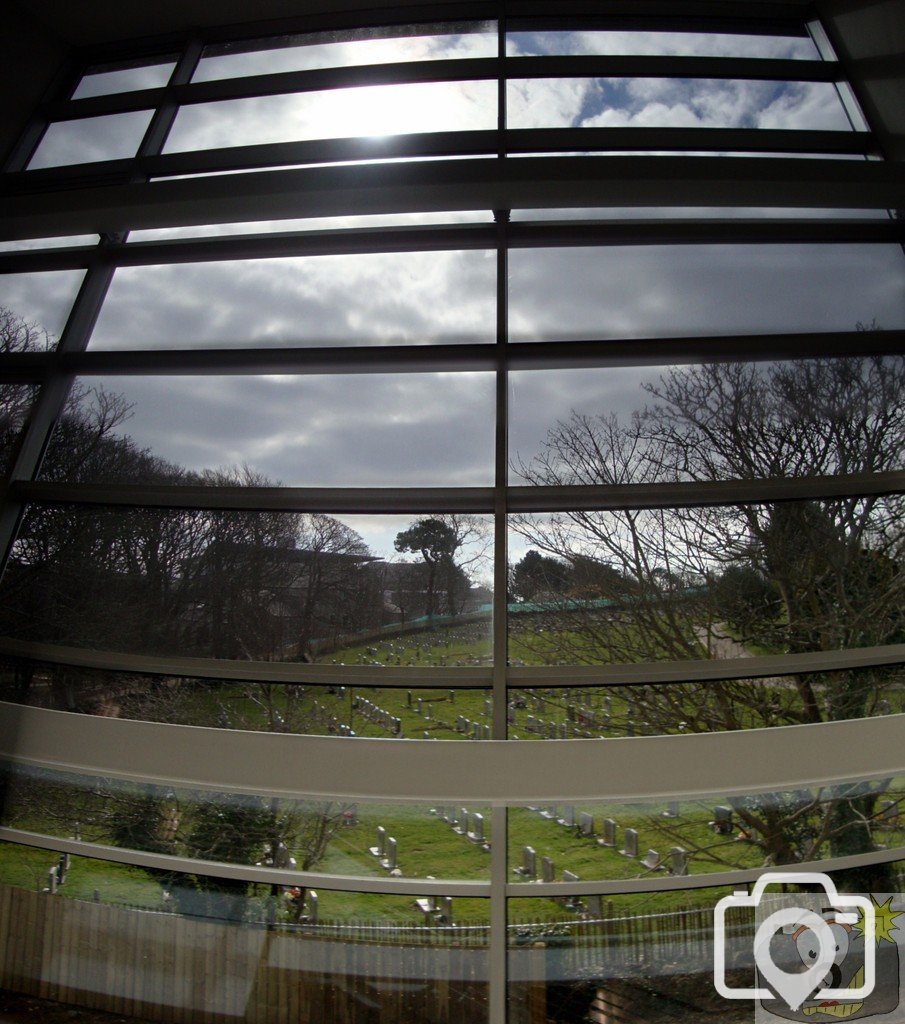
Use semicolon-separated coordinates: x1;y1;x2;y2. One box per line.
0;766;492;880
508;882;743;1018
164;80;496;151
90;252;495;348
509;358;905;482
194;24;496;80
507;28;820;59
0;841;488;1020
72;61;176;99
508;492;905;665
509;670;903;742
508;869;905;1019
1;506;493;661
0;271;86;344
509;206;887;220
507;78;852;131
508;245;905;341
127;210;491;241
27;111;155;169
41;373;494;485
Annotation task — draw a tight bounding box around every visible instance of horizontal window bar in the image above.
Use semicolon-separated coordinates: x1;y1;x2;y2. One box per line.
507;643;905;686
508;845;905;897
3;127;874;196
8;482;496;513
2;636;902;688
0;828;489;896
45;54;841;121
0;637;493;685
508;469;905;511
3;157;901;242
4;826;902;900
2;330;903;382
10;469;904;514
3;218;902;273
1;702;903;802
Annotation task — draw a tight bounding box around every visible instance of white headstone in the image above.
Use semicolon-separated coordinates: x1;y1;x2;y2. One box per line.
541;856;555;883
619;828;638;858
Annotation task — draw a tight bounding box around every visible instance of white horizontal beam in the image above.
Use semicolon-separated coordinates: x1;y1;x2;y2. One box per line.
2;702;903;803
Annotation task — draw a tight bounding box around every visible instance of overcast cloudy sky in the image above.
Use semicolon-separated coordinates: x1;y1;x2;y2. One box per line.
7;26;905;559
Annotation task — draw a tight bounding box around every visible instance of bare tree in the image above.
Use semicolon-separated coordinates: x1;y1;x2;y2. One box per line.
512;357;905;881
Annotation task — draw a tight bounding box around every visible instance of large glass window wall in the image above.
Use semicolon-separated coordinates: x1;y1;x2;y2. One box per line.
1;5;903;1023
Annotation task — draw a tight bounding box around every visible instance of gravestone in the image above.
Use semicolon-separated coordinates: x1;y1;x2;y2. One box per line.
406;691;412;707
437;896;453;924
661;800;679;819
558;805;575;828
668;846;688;876
514;845;537;878
57;853;70;885
541;856;555;883
453;808;468;835
561;870;582;910
586;894;602;918
579;812;594;837
382;836;397;871
619;828;639;858
468;812;485;844
640;849;662;871
598;818;617;848
369;826;386;858
711;805;733;835
46;865;58;895
483;700;492;718
540;805;557;820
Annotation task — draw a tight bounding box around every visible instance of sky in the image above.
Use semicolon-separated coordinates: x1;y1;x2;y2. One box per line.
7;26;905;561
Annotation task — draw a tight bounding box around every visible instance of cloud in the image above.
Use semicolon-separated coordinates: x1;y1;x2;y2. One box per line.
90;251;496;348
68;371;495;488
0;270;86;341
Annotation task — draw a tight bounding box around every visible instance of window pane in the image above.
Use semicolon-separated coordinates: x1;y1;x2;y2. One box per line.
40;374;494;486
72;60;176;99
0;234;100;251
2;507;492;661
164;81;496;152
507;78;852;131
27;111;155;169
0;271;86;345
508;244;905;341
506;777;905;884
509;496;905;665
510;359;905;483
509;669;902;739
194;24;496;81
0;841;488;1020
0;661;493;738
1;765;492;880
89;252;495;348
